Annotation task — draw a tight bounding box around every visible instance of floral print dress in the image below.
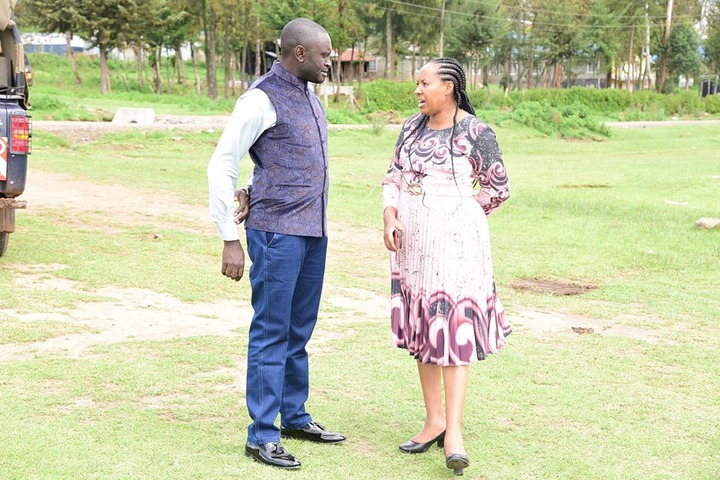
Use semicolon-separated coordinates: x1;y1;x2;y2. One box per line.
382;113;512;366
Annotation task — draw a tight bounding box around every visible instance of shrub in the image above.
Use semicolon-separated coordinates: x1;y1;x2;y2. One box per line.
510;100;610;139
28;93;68;110
703;94;720;114
362;80;417;113
325;108;367;125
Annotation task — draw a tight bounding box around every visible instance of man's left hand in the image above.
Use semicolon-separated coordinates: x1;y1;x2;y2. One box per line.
234;189;250;224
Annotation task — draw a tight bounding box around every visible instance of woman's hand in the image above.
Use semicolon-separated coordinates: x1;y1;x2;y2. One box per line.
383;207;403;252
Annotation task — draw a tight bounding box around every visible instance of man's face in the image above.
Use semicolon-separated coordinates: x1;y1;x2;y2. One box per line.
298;32;332;84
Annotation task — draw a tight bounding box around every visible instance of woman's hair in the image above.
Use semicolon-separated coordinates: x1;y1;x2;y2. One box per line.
432;57;476;116
401;58;477;193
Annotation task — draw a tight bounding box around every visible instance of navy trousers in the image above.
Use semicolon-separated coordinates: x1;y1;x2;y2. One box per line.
245;227;328;445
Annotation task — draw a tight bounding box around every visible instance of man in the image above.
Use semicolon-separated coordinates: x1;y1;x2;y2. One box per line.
207;18;345;470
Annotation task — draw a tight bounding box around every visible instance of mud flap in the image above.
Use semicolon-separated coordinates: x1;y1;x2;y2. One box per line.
0;205;14;232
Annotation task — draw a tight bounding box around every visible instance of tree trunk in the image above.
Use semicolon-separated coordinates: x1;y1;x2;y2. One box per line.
627;28;634;92
554;62;562;88
134;44;144;89
191;43;201;96
100;45;110;94
348;45;356;89
334;55;342;102
527;52;534;89
241;43;247;93
254;17;262;78
358;37;367;98
231;51;237;97
175;45;186;86
503;59;510;95
154;46;163;94
65;32;81;85
223;25;231;99
386;4;394;80
205;4;218;99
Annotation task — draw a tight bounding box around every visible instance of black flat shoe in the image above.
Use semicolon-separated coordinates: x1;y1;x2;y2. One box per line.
281;421;346;444
445;453;470;476
245;441;301;469
398;431;446;454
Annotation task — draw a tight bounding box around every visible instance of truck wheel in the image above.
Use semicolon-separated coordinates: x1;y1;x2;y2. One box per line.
0;232;9;256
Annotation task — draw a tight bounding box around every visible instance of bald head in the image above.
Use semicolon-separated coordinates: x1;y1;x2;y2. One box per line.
279;18;332;83
281;18;329;60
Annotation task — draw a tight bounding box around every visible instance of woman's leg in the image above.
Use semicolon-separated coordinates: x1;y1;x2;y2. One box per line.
442;365;470;455
412;361;446;442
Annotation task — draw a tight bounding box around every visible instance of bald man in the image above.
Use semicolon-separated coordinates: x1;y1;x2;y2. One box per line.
208;18;345;470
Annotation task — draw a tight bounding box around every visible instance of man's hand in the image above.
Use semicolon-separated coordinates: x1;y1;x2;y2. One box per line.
222;240;245;281
234;189;250;224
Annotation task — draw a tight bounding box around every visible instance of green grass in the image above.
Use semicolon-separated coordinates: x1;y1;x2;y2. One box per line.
1;122;719;479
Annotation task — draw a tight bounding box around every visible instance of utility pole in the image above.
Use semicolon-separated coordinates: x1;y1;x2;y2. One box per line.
439;0;446;57
386;2;394;79
644;2;652;90
657;0;674;92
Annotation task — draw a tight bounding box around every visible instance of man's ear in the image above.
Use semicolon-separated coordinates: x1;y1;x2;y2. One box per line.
295;45;306;63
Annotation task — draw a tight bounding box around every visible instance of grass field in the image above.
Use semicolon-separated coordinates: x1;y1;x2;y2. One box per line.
0;120;718;479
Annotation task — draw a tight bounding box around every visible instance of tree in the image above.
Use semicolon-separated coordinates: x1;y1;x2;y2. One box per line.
200;0;219;99
142;1;190;94
61;0;165;94
668;22;703;90
19;0;84;84
704;9;720;74
445;0;506;88
534;0;584;88
581;0;624;89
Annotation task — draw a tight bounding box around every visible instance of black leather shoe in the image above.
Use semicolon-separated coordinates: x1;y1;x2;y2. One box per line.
245;441;301;469
281;421;346;444
399;431;445;454
446;453;470;476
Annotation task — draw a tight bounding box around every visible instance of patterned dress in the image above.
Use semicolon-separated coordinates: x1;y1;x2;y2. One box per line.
382;113;512;366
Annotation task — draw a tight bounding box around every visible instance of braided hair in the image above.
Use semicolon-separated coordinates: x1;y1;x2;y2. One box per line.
432;57;476;116
402;58;476;194
433;58;475;187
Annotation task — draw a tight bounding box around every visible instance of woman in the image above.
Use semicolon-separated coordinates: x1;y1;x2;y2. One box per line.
382;58;511;476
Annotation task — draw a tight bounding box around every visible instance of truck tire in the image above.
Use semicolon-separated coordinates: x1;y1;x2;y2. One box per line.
0;231;9;256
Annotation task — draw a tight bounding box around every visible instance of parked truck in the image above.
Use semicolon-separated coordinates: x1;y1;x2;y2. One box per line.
0;0;31;256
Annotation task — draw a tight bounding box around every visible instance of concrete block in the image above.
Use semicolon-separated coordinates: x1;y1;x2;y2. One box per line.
112;107;155;125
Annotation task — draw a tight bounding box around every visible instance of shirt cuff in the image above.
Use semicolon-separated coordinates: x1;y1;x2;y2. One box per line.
216;221;240;241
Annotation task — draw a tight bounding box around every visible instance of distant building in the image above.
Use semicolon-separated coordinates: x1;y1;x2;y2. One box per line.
21;33;90;55
337;48;378;81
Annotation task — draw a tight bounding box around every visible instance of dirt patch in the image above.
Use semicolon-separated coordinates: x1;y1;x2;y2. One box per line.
35;116;230;144
512;308;664;343
511;277;597;296
0;121;669;361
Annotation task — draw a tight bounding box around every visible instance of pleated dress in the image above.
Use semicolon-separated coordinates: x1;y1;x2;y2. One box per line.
382;113;512;366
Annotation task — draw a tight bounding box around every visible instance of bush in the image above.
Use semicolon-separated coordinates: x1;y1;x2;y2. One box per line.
325;108;367;125
28;93;68;110
703;94;720;114
509;87;632;116
362;80;417;114
510;100;610;139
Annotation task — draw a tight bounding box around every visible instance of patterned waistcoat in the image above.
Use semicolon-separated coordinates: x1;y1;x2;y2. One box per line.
246;62;329;237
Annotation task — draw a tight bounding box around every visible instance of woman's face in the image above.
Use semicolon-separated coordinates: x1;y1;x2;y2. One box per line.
414;64;453;116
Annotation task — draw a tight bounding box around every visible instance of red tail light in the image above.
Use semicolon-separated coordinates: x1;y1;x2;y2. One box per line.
10;115;32;154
